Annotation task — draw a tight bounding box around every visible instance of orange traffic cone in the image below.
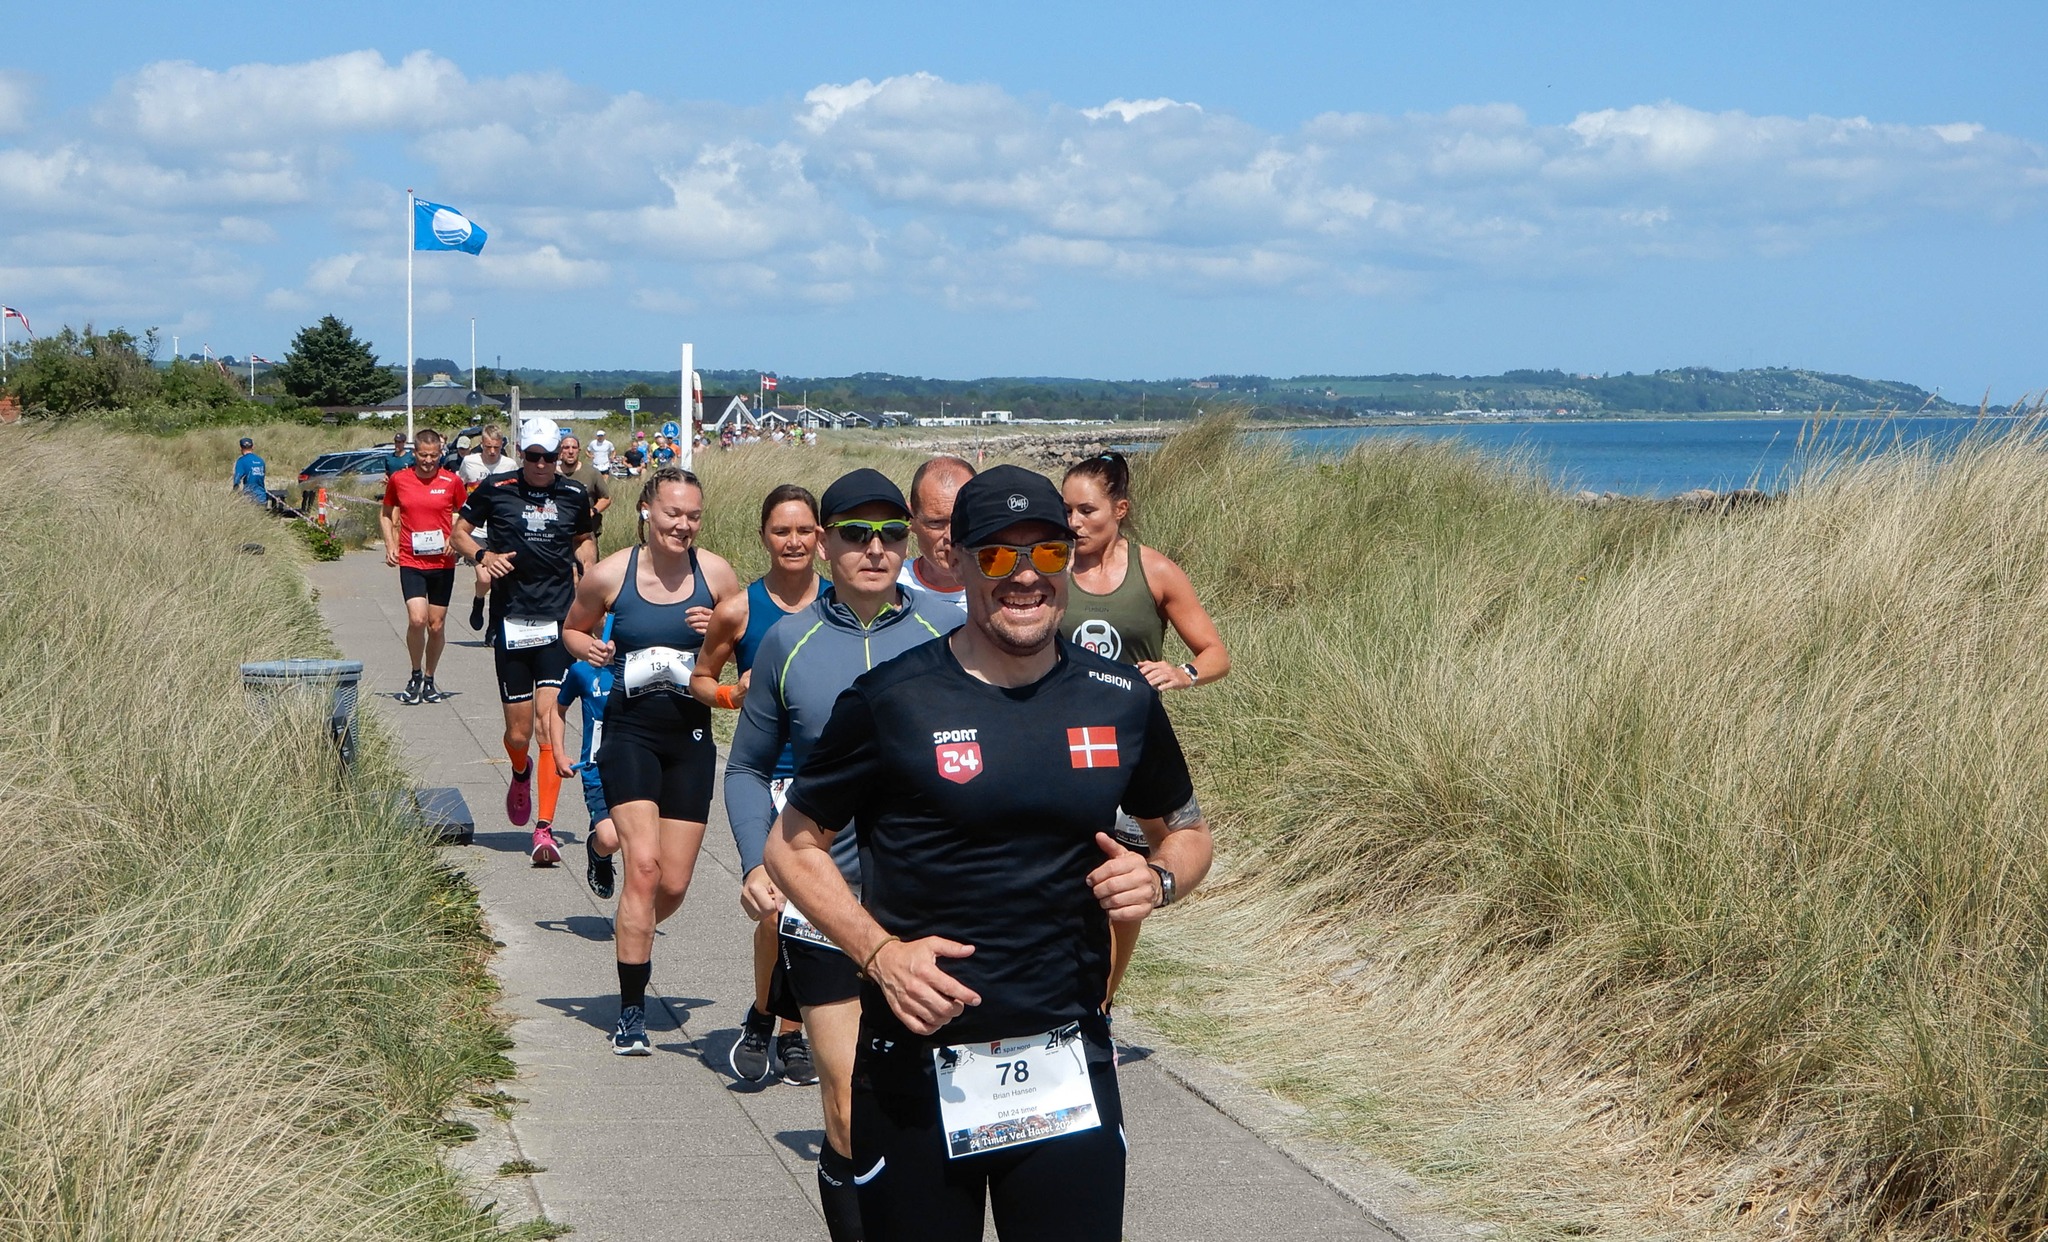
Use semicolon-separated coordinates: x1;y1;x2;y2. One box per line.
316;486;329;527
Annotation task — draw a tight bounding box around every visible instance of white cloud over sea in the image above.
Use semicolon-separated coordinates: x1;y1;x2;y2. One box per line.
2;49;2044;326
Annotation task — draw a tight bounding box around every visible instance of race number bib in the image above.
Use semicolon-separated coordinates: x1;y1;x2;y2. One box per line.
409;528;448;556
502;617;560;650
621;646;693;696
778;898;838;950
934;1024;1100;1159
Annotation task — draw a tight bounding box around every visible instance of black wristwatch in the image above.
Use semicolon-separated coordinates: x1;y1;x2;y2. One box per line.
1148;864;1177;908
1178;662;1199;686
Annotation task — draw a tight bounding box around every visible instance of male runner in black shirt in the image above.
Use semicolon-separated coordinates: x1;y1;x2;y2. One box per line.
453;417;596;864
766;464;1213;1242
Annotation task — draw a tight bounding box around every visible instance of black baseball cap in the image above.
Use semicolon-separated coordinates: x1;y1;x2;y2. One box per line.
819;468;909;522
950;464;1077;548
239;437;253;448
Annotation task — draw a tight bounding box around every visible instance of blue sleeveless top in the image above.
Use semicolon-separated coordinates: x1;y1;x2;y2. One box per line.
607;544;714;731
738;574;820;673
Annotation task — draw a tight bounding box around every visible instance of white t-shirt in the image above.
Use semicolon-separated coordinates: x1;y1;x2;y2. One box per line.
460;452;518;486
589;438;614;470
897;559;967;619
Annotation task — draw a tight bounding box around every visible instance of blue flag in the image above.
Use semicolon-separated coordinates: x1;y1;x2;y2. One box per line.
414;198;488;254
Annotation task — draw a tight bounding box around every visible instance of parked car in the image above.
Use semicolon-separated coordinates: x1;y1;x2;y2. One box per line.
297;449;389;486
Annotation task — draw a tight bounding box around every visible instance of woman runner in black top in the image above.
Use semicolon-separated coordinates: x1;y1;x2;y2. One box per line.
563;467;740;1055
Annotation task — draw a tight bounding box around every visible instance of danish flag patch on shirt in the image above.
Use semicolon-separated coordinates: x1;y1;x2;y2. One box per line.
1067;726;1119;769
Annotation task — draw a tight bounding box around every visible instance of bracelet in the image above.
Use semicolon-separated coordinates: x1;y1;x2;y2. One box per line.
714;684;739;710
857;935;901;981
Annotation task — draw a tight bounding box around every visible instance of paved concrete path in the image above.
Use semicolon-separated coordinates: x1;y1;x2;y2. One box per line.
310;549;1394;1241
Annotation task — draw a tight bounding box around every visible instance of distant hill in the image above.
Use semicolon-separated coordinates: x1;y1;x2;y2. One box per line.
445;364;1973;421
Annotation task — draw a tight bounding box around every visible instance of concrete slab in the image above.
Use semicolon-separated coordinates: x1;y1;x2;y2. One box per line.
309;550;1404;1241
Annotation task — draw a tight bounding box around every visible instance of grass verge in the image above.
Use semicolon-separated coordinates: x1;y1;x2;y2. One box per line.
0;426;522;1239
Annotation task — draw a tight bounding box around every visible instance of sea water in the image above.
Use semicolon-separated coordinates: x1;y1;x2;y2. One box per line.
1263;416;2014;498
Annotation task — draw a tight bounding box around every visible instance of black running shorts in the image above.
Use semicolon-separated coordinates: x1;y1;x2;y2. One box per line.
768;935;859;1022
851;1016;1126;1242
399;565;456;607
493;637;570;705
597;719;715;822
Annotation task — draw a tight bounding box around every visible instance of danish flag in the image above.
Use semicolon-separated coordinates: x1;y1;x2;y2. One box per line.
761;375;778;391
1;307;31;337
1067;726;1118;769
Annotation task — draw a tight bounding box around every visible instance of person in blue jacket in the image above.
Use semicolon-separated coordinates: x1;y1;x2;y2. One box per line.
231;437;268;504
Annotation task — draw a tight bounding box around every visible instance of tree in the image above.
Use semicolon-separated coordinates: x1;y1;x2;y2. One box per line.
273;315;403;405
6;325;161;417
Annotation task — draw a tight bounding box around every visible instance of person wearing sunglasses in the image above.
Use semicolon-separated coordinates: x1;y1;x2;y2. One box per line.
765;464;1213;1242
453;417;599;866
561;466;741;1057
1060;450;1230;1013
725;468;957;1242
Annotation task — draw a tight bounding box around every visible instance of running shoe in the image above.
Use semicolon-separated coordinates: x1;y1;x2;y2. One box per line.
530;824;562;866
586;837;616;899
776;1030;819;1086
728;1005;775;1081
506;768;532;826
468;595;486;631
611;1005;651;1056
420;676;448;703
397;670;424;705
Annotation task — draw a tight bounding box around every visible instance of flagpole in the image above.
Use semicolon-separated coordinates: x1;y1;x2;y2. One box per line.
406;188;416;442
249;355;256;396
680;342;694;471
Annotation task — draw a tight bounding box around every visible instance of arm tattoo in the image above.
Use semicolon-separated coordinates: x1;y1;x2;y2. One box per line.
1164;795;1204;832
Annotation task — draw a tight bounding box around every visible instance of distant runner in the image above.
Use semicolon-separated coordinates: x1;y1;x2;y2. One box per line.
557;433;614;539
766;464;1213;1242
1062;450;1230;1010
727;469;955;1242
379;430;413;477
587;428;615;473
231;436;267;504
452;418;596;865
562;466;740;1056
692;483;826;1085
379;427;464;704
459;424;518;631
897;454;975;619
556;639;619;901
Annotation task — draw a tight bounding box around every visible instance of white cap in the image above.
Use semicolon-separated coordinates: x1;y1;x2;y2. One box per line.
517;417;563;452
592;428;607;437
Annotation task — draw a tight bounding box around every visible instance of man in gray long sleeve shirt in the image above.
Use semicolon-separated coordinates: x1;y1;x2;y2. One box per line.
722;468;959;1242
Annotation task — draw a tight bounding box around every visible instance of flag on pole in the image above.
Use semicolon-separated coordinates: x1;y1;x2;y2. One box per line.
413;199;489;254
1;307;33;337
762;375;778;391
250;354;273;365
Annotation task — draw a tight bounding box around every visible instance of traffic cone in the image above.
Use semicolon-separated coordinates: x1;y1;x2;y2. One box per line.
316;486;329;527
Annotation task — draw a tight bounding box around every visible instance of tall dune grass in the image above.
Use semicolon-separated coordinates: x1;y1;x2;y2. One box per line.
0;428;517;1239
1111;416;2048;1238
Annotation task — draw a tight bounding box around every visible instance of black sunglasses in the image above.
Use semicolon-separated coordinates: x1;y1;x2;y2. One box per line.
523;449;559;464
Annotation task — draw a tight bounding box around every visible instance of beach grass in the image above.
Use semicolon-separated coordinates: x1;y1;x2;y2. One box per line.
1;427;521;1240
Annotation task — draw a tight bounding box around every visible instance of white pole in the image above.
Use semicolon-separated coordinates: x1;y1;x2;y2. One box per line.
469;316;477;392
679;342;694;471
406;188;416;442
249;355;256;396
2;309;7;383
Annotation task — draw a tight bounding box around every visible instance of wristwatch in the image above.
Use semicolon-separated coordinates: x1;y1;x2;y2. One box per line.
1178;662;1199;686
1148;864;1177;908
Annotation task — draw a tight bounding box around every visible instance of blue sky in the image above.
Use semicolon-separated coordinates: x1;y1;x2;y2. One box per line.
3;1;2044;398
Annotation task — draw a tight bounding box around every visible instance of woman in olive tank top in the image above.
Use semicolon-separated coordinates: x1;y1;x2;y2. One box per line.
1062;451;1231;1009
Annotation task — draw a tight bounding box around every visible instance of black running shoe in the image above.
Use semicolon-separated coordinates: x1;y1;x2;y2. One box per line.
776;1030;818;1086
397;670;424;705
420;676;448;703
468;595;486;631
611;1005;651;1056
586;838;615;900
728;1005;774;1081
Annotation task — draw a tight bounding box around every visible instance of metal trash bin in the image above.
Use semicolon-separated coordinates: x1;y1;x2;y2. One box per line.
240;658;363;768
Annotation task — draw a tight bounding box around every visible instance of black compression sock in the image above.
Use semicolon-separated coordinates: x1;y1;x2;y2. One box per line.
817;1144;864;1242
617;959;651;1010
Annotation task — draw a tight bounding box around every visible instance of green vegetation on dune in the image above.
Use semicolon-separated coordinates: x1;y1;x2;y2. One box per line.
1114;418;2048;1239
0;430;522;1240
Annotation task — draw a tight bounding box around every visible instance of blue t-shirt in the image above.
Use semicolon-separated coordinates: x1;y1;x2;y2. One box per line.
232;452;267;500
381;451;415;476
556;659;612;769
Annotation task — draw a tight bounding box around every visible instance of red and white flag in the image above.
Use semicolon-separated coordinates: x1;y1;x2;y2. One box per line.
761;375;778;391
1067;726;1118;769
250;354;273;365
1;307;31;336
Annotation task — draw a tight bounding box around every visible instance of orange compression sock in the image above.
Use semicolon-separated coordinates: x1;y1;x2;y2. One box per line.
536;745;562;823
505;739;530;777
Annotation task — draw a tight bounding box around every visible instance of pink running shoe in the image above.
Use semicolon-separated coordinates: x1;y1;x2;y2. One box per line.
506;768;532;826
531;824;562;866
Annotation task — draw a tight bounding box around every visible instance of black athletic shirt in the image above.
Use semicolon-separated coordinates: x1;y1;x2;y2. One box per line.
786;636;1194;1045
459;473;594;627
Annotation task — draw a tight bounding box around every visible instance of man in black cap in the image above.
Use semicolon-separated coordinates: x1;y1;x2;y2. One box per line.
231;436;267;505
726;467;955;1242
766;464;1213;1242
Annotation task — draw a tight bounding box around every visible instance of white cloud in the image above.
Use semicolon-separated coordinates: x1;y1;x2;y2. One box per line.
0;72;32;134
1081;97;1201;123
106;50;467;146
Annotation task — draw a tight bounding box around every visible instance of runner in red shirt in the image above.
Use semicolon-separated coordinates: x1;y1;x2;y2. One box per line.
380;427;465;704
